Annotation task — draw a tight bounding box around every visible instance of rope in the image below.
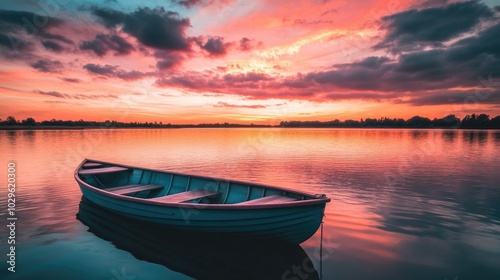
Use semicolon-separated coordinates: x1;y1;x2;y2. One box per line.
320;220;323;280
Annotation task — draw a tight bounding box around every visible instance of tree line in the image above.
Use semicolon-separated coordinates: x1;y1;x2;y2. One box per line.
0;116;268;128
1;114;499;129
280;114;500;129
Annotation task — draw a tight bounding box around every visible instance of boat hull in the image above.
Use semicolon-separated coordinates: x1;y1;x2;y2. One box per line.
75;159;330;244
78;183;325;244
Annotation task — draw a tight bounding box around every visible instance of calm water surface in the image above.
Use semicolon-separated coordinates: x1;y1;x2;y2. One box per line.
1;128;499;279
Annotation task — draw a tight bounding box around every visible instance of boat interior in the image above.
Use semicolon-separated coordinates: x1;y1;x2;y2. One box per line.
78;161;311;205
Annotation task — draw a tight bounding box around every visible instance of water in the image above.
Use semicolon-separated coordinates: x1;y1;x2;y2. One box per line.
1;128;499;279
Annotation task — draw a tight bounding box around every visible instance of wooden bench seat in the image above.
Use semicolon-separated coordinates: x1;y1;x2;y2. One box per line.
79;166;129;175
105;184;163;195
150;190;220;203
82;162;104;168
238;195;297;205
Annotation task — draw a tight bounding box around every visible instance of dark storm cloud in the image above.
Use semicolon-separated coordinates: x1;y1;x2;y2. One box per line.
375;1;494;53
91;7;191;51
30;59;63;73
80;33;135;56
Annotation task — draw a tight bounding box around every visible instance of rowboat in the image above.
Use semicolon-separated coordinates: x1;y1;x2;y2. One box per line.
77;197;320;279
74;158;330;244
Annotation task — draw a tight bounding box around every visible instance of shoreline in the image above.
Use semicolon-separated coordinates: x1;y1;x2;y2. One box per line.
1;126;499;131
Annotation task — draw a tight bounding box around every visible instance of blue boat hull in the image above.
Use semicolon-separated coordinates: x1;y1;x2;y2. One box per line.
75;159;330;244
79;184;325;244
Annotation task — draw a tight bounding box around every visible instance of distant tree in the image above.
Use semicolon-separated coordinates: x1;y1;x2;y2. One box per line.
460;114;480;128
432;114;461;128
490;116;500;128
364;118;379;127
22;117;36;126
477;114;489;122
5;116;17;125
406;116;431;128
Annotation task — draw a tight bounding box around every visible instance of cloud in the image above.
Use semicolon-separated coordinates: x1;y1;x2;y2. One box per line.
83;63;116;75
375;1;494;53
196;36;232;57
447;23;500;63
174;0;203;8
90;7;126;28
0;9;63;31
0;9;74;64
290;19;335;26
80;33;134;56
213;102;266;109
223;72;274;83
42;40;64;52
115;70;148;81
173;0;233;8
239;37;260;51
83;63;150;80
156;19;500;103
35;90;66;98
157;71;276;92
0;9;64;53
334;56;391;69
154;51;184;69
59;77;81;83
91;7;191;51
0;32;29;52
34;90;117;99
30;59;63;73
39;32;73;44
396;90;500;106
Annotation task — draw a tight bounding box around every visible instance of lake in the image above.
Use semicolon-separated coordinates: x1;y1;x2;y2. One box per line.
1;128;499;279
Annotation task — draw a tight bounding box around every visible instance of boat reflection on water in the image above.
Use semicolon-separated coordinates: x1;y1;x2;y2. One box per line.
76;197;319;280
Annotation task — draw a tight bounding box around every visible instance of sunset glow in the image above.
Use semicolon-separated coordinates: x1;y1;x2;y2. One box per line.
1;0;499;124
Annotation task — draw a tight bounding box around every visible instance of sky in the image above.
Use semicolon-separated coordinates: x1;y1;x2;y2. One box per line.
0;0;499;124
